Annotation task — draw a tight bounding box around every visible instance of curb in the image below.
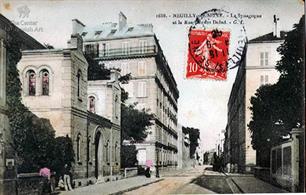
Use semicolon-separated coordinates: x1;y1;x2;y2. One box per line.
110;178;164;195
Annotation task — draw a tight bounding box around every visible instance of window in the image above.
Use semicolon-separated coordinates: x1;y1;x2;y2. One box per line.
84;44;99;57
105;141;109;162
265;75;269;83
139;40;148;53
137;61;146;76
122;42;130;55
76;134;81;162
41;69;49;96
115;95;118;118
114;142;118;162
77;70;81;98
27;70;36;96
88;137;91;162
260;52;269;66
137;82;147;97
89;96;96;113
102;43;110;56
121;62;129;76
260;75;269;85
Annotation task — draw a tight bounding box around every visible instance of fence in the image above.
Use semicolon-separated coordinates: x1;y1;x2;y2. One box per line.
270;128;303;192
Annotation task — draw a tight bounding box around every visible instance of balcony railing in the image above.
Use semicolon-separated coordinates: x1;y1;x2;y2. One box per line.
94;45;157;59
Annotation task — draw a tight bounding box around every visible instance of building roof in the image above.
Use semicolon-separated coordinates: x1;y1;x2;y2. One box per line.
248;31;287;43
80;22;154;41
0;14;45;50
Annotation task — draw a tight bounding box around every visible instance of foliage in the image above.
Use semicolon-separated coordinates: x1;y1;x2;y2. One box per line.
182;126;200;158
212;152;223;172
121;103;154;142
86;54;110;80
6;34;74;173
120;145;138;168
52;136;75;177
248;16;304;166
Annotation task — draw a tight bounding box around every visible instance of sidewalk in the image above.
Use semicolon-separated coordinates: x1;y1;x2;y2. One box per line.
231;175;288;193
59;176;163;195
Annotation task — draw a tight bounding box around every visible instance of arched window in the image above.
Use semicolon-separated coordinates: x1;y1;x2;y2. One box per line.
41;69;49;95
114;142;118;162
115;95;118;118
77;70;81;97
27;70;36;96
76;134;81;162
89;96;96;113
88;137;91;162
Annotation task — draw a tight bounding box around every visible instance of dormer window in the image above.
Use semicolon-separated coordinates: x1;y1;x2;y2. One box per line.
95;31;102;36
81;32;87;37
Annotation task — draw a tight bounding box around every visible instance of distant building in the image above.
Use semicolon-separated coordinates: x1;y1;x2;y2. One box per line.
177;124;191;168
73;12;179;170
18;35;121;186
0;14;45;194
225;22;286;173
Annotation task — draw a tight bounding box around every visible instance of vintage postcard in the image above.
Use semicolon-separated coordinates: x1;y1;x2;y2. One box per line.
0;0;304;194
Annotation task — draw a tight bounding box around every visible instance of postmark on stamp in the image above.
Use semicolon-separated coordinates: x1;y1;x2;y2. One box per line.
185;9;247;80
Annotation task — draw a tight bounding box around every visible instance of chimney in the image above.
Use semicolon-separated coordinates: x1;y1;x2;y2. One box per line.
67;34;83;52
273;15;280;38
118;12;127;31
110;68;120;82
72;19;85;35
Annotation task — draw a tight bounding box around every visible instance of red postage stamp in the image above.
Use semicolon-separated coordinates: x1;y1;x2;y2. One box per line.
186;29;230;80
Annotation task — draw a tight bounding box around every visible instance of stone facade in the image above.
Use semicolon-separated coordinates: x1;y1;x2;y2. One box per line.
0;14;45;195
18;35;121;187
73;12;179;170
225;31;285;173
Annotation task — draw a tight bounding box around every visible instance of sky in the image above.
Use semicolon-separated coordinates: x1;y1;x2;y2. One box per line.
0;0;304;152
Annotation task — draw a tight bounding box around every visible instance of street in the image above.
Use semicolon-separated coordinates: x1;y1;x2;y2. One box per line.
59;165;287;194
123;165;286;194
124;166;234;194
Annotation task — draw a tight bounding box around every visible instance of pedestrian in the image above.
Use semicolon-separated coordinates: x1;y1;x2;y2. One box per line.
144;166;151;178
58;176;65;190
63;164;73;191
39;166;53;193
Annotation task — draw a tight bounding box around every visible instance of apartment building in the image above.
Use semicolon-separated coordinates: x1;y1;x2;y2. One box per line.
225;26;286;173
73;12;179;169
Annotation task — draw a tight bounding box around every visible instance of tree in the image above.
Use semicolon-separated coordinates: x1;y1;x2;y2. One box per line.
86;54;110;80
52;136;75;177
248;15;304;167
121;103;154;142
120;145;138;168
182;126;200;158
274;15;304;129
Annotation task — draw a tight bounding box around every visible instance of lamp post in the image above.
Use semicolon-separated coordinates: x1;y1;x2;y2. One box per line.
156;149;160;178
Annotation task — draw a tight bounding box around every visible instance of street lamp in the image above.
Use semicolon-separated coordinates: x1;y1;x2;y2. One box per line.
155;149;160;178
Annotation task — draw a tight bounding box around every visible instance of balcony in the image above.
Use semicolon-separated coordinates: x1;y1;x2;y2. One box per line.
93;45;157;60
